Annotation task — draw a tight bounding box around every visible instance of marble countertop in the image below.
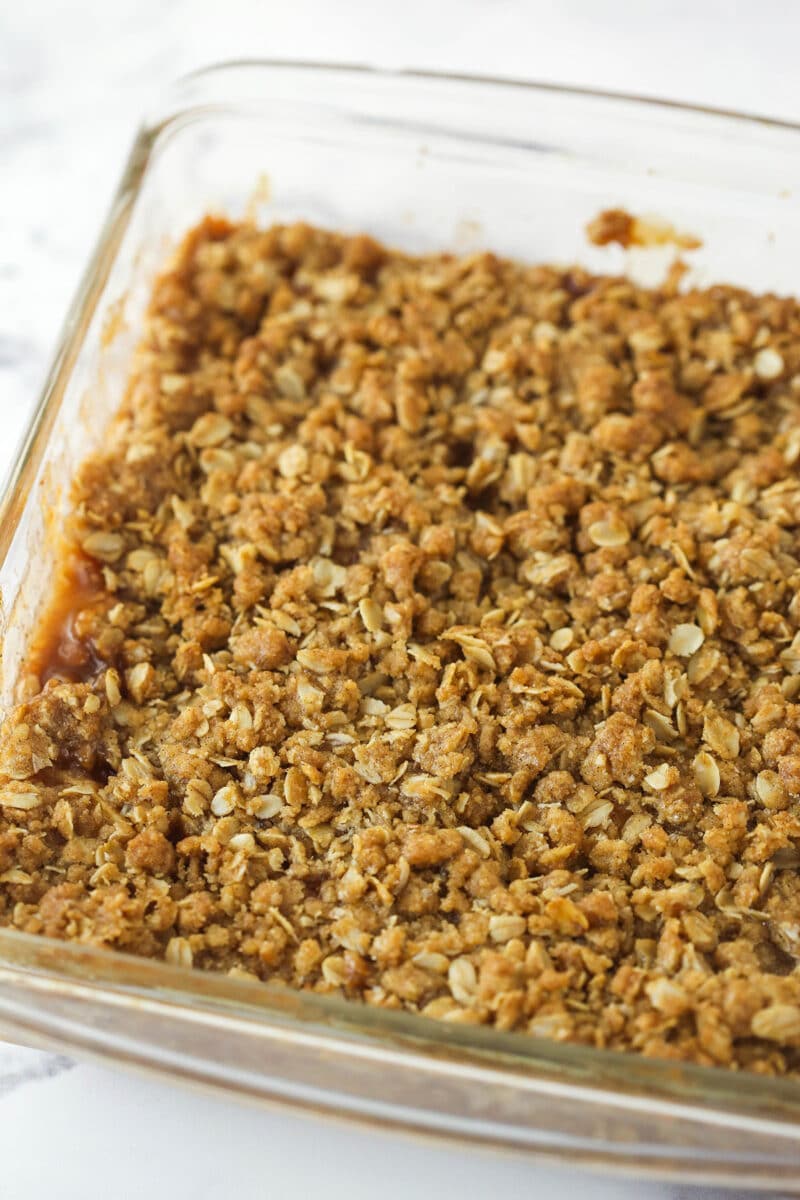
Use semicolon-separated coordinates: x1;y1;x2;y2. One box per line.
0;1044;766;1200
2;1;800;1195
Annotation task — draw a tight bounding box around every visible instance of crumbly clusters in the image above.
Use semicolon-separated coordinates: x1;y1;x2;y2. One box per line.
4;217;800;1074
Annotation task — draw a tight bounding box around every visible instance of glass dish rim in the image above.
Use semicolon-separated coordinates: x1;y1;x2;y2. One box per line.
169;56;800;132
6;56;800;555
6;57;800;557
4;924;800;1122
3;58;800;1132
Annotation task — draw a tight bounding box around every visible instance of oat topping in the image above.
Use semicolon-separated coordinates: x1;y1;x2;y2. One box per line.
4;216;800;1074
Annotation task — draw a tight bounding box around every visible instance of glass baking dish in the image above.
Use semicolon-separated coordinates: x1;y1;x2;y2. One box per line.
2;61;800;1186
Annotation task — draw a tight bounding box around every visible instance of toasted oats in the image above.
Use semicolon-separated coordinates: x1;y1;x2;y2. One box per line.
184;778;211;818
0;791;41;810
695;591;718;636
385;703;417;731
412;951;450;973
754;347;784;381
687;645;720;685
549;627;574;652
81;531;125;562
645;978;689;1017
284;767;307;806
670;542;695;578
227;965;260;982
581;799;614;830
165;936;193;968
668;623;705;657
759;862;775;897
274;365;306;400
457;826;491;858
188;412;233;447
702;712;740;760
751;1005;800;1042
321;955;346;987
755;770;785;809
211;784;238;817
251;794;283;820
358;597;383;632
0;869;32;884
780;634;800;675
643;708;678;742
278;443;309;479
314;559;347;600
407;643;439;667
587;519;630;547
271;609;301;636
171;496;195;530
229;832;256;852
104;669;122;707
693;751;721;798
565;648;586;674
297;678;324;712
488;914;527;942
448;957;478;1004
447;631;497;672
621;812;652;844
295;648;328;674
546;896;589;935
528;1013;573;1040
644;763;675;791
160;373;188;395
126;661;154;705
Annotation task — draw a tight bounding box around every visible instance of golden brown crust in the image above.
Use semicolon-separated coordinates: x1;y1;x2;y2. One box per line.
3;216;800;1073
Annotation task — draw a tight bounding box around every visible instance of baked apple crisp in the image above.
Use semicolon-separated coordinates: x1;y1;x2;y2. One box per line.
4;216;800;1074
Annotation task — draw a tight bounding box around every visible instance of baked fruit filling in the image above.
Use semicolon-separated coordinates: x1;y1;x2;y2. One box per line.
3;216;800;1073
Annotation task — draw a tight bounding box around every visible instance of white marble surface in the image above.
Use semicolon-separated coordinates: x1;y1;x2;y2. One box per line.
2;1;800;1195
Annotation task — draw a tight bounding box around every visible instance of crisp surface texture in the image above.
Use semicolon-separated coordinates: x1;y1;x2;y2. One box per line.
4;218;800;1074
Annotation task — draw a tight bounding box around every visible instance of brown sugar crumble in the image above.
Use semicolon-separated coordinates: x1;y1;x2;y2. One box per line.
5;216;800;1075
586;207;703;251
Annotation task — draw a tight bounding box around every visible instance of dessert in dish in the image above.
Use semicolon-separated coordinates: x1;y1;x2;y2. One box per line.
3;216;800;1074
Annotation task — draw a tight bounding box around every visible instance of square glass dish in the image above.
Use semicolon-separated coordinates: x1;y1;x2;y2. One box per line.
2;62;800;1185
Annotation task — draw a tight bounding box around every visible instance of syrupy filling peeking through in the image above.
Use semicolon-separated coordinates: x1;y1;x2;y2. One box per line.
26;551;113;687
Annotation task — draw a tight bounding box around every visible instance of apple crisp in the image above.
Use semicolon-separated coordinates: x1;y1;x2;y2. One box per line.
4;216;800;1075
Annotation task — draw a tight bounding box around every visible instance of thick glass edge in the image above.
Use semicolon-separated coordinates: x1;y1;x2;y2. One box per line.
2;59;800;1127
157;58;800;134
2;927;800;1130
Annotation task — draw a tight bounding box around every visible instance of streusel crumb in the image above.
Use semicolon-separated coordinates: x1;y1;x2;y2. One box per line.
4;216;800;1075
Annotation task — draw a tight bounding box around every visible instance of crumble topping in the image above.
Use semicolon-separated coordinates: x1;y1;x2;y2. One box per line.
3;216;800;1073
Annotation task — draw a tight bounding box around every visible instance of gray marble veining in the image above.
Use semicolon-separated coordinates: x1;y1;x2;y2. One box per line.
0;1047;74;1099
